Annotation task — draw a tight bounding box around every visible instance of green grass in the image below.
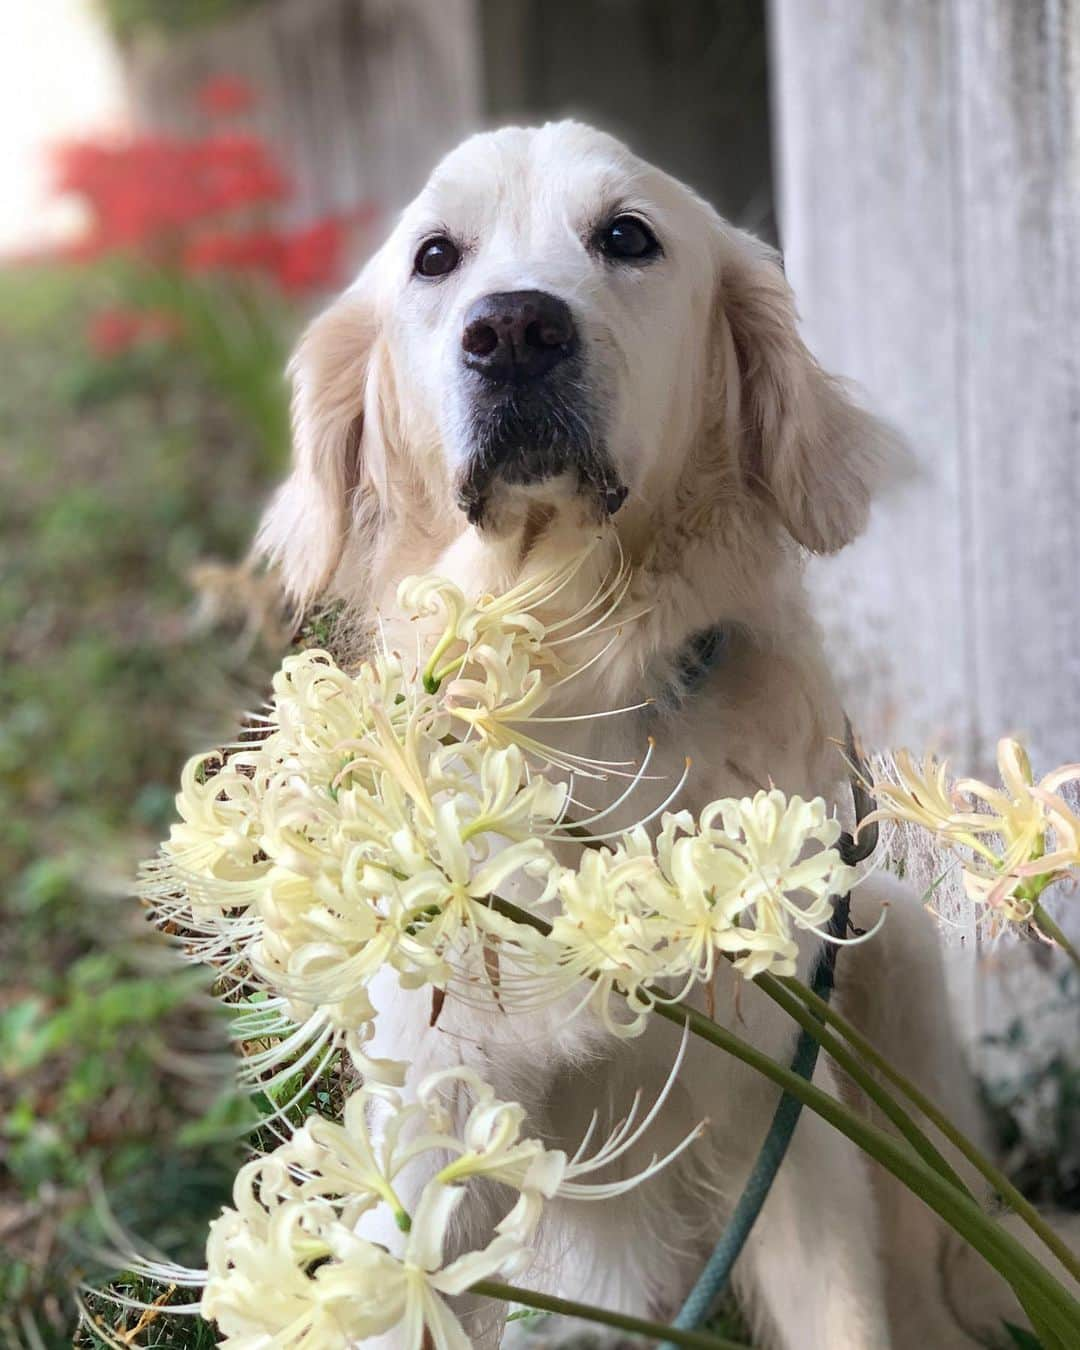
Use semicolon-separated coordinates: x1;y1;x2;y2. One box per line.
0;262;286;1346
75;1280;217;1349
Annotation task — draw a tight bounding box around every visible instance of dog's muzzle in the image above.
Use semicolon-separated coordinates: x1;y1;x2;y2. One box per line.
455;289;626;525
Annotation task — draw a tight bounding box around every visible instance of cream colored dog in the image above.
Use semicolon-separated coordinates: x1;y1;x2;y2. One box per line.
257;122;1058;1348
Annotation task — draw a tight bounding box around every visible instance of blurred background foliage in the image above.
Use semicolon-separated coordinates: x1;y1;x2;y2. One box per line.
0;257;278;1344
0;73;367;1346
101;0;265;43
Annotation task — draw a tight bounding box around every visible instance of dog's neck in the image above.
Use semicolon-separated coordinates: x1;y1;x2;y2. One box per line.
375;487;815;698
359;484;848;816
407;482;796;628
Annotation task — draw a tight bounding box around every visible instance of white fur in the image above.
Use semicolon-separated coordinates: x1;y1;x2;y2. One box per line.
257;122;1071;1348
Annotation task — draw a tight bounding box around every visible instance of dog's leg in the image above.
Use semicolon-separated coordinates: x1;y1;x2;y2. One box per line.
838;875;1080;1347
837;873;982;1346
511;1168;722;1344
505;1013;893;1350
731;1057;893;1350
505;979;894;1350
839;875;990;1152
355;970;622;1349
496;1023;727;1343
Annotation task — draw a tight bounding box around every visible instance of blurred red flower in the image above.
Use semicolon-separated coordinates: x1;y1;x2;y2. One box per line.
276;219;347;293
197;75;257;118
183;217;347;293
88;308;142;356
55;133;289;259
183;227;281;273
53;76;378;368
87;307;180;358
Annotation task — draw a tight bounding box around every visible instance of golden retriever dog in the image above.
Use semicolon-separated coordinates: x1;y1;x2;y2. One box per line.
256;122;1063;1348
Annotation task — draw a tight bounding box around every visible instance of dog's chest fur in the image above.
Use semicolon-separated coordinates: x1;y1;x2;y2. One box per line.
379;513;850;832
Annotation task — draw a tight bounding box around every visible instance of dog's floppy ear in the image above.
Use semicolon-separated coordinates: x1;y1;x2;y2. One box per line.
714;228;897;554
256;279;381;608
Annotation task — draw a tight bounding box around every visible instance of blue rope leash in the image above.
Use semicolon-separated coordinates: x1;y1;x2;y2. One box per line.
654;651;877;1343
658;930;840;1347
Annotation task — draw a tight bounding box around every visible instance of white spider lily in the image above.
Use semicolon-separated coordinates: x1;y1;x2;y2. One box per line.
399;540;642;778
202;1171;528;1350
867;738;1080;925
398;538;606;695
142;641;571;1081
701;790;856;977
547;792;857;1030
195;1060;698;1350
443;636;552;744
422;1039;701;1220
166;754;268;895
549;834;672;1034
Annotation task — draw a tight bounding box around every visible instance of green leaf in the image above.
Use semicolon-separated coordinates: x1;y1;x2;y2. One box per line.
1003;1320;1046;1349
177;1093;260;1147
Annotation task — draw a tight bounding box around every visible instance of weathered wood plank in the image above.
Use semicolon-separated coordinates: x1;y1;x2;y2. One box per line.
951;0;1080;771
480;0;776;239
770;0;975;763
770;0;1080;1036
123;0;483;221
770;0;1080;775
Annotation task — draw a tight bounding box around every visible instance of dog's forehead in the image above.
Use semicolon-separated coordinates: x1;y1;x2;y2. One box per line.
410;121;672;236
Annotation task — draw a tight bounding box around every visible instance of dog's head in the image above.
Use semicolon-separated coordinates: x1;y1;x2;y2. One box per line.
260;121;894;607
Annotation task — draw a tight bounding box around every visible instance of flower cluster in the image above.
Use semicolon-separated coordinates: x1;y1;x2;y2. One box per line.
198;75;258;119
136;1060;692;1350
551;792;855;1034
145;548;604;1082
202;1079;533;1350
129;548;868;1346
183;215;375;295
148;648;563;1086
55;131;289;259
87;306;181;358
866;738;1080;923
144;550;857;1082
113;545;1080;1347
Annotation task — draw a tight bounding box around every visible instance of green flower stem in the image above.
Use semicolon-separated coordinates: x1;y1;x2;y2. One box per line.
647;997;1080;1342
1031;901;1080;974
422;630;461;692
777;971;1080;1286
470;1280;746;1349
751;972;972;1196
482;895;1080;1335
1018;1288;1072;1350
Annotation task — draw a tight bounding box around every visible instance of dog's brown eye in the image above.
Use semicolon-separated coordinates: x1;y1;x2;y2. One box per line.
598;215;661;262
414;235;461;278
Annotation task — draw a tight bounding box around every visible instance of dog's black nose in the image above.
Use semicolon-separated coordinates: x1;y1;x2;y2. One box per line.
461;290;576;382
